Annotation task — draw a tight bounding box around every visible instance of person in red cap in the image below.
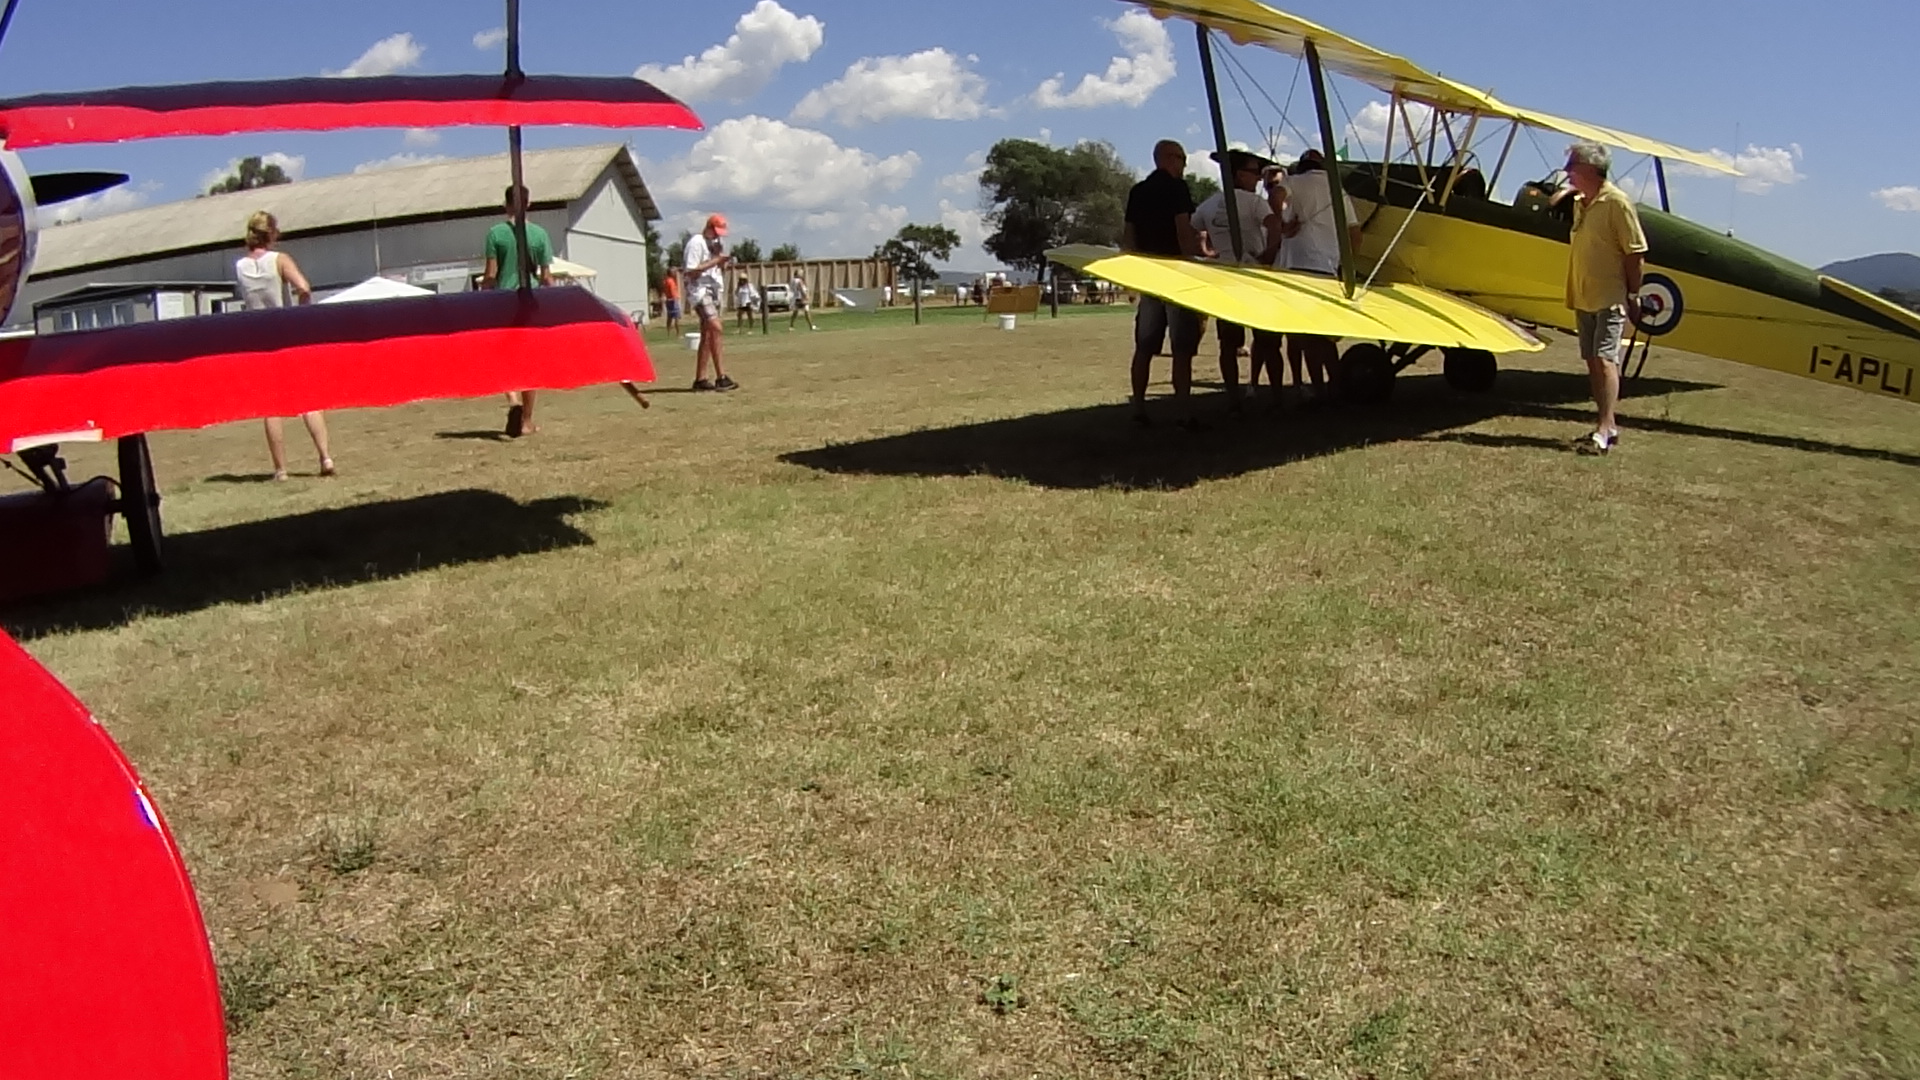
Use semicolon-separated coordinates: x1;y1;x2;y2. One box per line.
682;213;739;391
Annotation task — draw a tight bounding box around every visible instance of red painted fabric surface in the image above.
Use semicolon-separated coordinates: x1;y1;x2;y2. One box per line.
0;288;654;450
0;74;700;147
0;629;227;1079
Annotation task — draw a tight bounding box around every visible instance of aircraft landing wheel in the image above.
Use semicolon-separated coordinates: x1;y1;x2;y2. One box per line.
1442;348;1498;393
116;434;164;576
1336;343;1395;405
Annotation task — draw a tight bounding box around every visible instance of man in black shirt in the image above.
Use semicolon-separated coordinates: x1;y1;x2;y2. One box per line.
1122;139;1205;426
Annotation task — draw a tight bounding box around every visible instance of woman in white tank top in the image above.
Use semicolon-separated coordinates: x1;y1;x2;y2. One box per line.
236;211;335;479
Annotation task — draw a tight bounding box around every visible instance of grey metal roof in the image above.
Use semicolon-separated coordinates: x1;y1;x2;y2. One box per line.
31;142;658;279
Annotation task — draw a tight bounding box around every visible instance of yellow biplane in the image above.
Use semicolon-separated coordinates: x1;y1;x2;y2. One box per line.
1050;0;1920;407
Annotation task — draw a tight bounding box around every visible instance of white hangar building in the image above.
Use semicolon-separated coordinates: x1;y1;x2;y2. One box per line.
19;142;662;328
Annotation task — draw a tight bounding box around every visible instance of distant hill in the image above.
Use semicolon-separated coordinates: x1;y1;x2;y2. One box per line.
1820;252;1920;293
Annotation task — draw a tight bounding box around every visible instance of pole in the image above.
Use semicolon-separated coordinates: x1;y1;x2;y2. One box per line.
1654;157;1671;213
1303;40;1357;299
1379;87;1398;199
1049;263;1059;318
1487;120;1520;196
1195;26;1245;262
1437;111;1481;208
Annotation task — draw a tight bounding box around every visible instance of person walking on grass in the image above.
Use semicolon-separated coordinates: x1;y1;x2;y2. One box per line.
789;271;816;331
235;211;334;481
481;184;555;436
683;214;739;391
1562;141;1647;455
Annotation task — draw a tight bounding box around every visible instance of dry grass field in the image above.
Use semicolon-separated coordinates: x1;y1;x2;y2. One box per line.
8;303;1920;1078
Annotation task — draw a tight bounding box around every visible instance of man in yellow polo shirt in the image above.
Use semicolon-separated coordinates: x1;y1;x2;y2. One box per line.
1563;141;1648;455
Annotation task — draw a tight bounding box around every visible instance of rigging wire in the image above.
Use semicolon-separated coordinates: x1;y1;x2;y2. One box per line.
1213;32;1315;153
0;0;22;60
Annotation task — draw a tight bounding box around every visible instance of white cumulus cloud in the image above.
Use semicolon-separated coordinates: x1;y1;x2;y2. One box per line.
473;27;507;50
937;198;987;261
1700;143;1804;194
792;48;991;125
199;152;307;193
38;182;155;227
938;150;988;195
794;203;911;255
354;152;450;173
1873;185;1920;213
1033;10;1174;109
1344;100;1432;161
403;127;441;148
634;1;824;104
651;115;918;212
325;32;424;78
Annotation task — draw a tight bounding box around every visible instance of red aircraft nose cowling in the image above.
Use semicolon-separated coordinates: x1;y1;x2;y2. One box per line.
0;630;228;1079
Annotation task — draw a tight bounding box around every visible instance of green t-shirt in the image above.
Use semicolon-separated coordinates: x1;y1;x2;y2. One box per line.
485;220;554;290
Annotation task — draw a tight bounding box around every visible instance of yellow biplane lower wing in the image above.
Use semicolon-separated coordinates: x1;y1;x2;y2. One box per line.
1048;245;1544;353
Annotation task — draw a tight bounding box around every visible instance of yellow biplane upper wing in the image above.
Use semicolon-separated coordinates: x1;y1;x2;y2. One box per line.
1133;0;1740;176
1049;245;1543;353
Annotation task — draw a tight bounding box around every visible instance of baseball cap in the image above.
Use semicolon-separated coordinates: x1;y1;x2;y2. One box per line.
706;213;729;235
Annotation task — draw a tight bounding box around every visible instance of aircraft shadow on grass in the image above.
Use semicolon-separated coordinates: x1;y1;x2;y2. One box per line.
782;369;1920;491
784;370;1715;490
1;490;606;639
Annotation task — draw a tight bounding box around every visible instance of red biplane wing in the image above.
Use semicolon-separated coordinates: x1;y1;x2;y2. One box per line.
0;629;227;1079
0;287;654;452
0;74;700;147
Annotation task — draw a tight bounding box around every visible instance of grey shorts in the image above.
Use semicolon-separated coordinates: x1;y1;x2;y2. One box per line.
1577;305;1627;363
692;294;722;322
1135;293;1203;357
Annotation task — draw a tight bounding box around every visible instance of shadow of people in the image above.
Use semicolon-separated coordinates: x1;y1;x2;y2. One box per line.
432;430;514;443
781;370;1720;491
3;490;607;639
1505;403;1920;468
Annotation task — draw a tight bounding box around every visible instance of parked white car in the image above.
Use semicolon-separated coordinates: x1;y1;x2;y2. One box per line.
763;283;792;312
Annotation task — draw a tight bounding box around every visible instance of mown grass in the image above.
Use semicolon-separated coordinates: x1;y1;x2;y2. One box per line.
9;307;1920;1078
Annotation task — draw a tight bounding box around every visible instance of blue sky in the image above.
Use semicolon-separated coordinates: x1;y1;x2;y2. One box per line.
4;0;1915;270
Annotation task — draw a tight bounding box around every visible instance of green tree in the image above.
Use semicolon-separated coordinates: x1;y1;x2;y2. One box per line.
979;138;1135;275
731;237;764;264
645;221;667;291
768;242;801;263
205;155;292;196
873;223;961;324
1185;171;1221;205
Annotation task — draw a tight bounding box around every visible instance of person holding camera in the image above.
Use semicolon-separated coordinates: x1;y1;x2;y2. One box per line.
683;214;739;392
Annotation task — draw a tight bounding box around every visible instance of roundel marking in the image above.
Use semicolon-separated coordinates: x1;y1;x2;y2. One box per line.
1635;273;1684;336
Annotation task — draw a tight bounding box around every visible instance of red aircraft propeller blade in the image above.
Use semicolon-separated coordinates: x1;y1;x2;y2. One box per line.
0;629;228;1080
0;287;655;451
0;74;700;148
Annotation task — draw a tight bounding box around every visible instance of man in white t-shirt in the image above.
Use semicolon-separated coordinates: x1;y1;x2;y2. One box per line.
1192;148;1285;408
682;213;738;391
1275;150;1361;398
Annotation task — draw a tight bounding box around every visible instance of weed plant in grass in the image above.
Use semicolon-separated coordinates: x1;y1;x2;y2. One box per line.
9;310;1920;1078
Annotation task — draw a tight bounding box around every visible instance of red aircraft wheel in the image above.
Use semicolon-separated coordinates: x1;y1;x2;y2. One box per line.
116;435;164;575
1442;348;1498;393
1337;343;1395;404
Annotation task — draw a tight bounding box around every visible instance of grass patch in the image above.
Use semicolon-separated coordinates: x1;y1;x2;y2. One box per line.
9;312;1920;1077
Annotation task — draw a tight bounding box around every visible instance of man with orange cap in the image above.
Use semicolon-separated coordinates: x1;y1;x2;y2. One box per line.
682;213;739;391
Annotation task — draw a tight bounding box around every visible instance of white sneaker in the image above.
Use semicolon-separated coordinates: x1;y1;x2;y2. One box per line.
1576;430;1614;455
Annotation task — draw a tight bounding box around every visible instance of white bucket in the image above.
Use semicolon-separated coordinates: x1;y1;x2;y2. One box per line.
998;313;1017;331
683;332;702;351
